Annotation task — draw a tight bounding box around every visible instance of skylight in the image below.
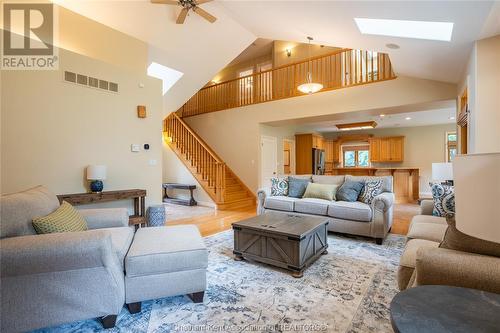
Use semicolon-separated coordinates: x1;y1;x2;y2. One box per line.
354;18;454;41
147;62;184;95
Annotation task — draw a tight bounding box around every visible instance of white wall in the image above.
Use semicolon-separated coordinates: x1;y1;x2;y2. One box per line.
162;143;215;207
185;76;457;192
1;48;163;211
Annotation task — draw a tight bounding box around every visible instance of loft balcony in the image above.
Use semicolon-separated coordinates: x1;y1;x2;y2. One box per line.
177;48;396;118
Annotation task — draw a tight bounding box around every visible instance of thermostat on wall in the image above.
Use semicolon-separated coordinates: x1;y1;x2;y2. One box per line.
131;144;140;152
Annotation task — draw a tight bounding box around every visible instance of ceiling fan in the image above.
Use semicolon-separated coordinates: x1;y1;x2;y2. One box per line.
151;0;217;24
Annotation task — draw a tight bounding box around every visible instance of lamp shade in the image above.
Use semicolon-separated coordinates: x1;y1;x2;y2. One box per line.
454;153;500;243
87;165;106;180
432;162;453;181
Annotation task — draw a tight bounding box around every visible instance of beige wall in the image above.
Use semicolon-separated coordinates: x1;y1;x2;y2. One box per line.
58;6;148;74
210;54;272;84
457;35;500;154
1;48;163;211
273;40;341;68
162;143;215;207
475;35;500;153
185;76;457;192
324;124;456;195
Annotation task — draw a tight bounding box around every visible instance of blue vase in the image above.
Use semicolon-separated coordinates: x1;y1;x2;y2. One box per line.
148;205;166;227
90;180;103;193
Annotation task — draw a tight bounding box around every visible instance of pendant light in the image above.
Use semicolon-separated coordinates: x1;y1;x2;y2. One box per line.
297;36;323;94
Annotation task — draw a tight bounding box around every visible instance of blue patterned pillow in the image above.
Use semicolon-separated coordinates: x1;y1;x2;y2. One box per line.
271;177;288;196
430;183;455;217
359;179;383;204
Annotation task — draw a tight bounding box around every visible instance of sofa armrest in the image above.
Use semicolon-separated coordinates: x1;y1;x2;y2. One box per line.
78;208;129;229
370;192;395;239
0;231;118;277
420;199;434;216
415;247;500;294
257;187;271;215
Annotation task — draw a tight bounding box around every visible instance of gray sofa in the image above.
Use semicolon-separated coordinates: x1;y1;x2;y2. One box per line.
0;186;207;332
257;175;394;244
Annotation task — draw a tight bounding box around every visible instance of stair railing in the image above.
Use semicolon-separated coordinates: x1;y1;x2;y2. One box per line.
177;48;396;118
164;112;226;203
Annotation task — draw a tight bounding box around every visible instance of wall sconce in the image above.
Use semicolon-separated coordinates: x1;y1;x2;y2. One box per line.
285;48;292;57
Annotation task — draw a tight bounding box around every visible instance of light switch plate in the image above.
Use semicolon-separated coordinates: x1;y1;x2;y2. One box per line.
131;144;140;152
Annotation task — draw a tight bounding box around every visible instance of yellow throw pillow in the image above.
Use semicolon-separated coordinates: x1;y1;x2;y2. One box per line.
32;201;88;234
303;183;338;201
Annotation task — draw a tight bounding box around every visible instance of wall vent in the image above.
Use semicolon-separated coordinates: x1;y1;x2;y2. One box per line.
63;70;118;93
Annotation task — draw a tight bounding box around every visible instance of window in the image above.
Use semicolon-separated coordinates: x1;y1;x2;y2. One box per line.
446;131;457;162
147;62;184;95
343;145;370;167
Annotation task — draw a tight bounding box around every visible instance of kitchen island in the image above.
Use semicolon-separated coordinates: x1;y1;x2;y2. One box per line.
327;167;419;203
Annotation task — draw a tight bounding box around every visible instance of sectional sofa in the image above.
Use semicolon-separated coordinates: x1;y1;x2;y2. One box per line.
257;175;395;244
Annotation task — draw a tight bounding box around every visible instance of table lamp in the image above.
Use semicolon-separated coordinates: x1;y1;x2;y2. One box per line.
87;165;106;193
432;162;453;185
454;153;500;243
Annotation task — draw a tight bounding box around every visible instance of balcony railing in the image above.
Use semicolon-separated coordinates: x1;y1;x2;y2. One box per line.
177;48;396;118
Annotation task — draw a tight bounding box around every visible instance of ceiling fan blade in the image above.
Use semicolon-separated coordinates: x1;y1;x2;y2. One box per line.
176;8;189;24
151;0;179;5
195;0;212;4
193;6;217;23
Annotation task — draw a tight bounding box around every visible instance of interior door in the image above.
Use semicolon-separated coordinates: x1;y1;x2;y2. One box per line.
261;136;278;187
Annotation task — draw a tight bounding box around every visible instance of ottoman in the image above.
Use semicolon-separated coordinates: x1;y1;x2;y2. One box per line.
124;225;208;313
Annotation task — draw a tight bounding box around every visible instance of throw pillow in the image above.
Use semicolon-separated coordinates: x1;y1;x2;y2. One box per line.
359;179;383;204
336;181;364;202
439;215;500;258
303;183;338;201
288;176;311;198
430;182;455;217
32;201;88;234
270;177;289;196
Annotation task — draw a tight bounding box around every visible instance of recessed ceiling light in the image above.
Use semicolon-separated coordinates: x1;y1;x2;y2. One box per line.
449;116;455;120
405;117;412;120
380;114;385;117
354;18;454;41
386;43;400;49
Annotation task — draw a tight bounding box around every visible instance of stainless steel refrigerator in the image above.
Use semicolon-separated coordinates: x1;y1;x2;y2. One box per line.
312;148;325;175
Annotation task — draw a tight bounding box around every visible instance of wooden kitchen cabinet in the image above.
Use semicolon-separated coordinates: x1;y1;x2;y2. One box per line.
370;136;404;162
312;135;324;149
324;140;340;163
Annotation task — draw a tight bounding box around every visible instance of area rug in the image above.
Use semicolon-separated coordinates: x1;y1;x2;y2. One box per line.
36;231;405;333
164;203;215;222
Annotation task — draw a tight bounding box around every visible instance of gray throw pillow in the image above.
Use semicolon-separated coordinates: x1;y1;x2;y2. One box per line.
336;181;364;202
288;177;311;198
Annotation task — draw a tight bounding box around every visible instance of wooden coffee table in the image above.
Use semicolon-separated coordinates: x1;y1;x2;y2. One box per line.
232;212;329;278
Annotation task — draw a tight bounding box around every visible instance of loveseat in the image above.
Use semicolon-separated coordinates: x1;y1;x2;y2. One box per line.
0;186;208;332
257;175;395;244
397;199;500;293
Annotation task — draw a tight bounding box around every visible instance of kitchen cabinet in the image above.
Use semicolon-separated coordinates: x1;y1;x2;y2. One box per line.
370;136;404;162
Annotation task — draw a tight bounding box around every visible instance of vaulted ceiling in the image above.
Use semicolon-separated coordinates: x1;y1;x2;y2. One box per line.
55;1;499;114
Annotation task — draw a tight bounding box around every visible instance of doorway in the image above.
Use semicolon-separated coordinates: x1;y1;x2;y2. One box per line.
283;139;295;175
260;135;277;187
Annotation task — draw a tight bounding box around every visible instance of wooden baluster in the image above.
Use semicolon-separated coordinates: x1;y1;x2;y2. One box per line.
371;51;374;81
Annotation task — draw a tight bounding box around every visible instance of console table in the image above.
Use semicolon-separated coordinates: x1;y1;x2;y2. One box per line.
162;183;197;206
57;189;147;227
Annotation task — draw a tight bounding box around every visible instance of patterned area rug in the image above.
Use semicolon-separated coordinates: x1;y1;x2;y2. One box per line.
36;231;405;333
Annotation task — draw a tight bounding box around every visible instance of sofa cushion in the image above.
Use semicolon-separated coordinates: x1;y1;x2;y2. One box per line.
32;201;88;234
264;196;299;212
328;201;372;222
125;225;208;278
294;198;330;215
303;183;338;201
288;176;311;198
410;214;447;228
336;181;364;202
312;175;345;185
407;222;448;243
0;186;60;238
346;175;393;193
400;238;439;268
87;226;134;266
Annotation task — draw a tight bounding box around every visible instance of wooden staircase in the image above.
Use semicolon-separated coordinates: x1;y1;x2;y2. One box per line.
164;113;256;210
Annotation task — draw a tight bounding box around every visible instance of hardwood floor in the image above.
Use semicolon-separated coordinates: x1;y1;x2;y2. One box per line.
167;203;419;237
